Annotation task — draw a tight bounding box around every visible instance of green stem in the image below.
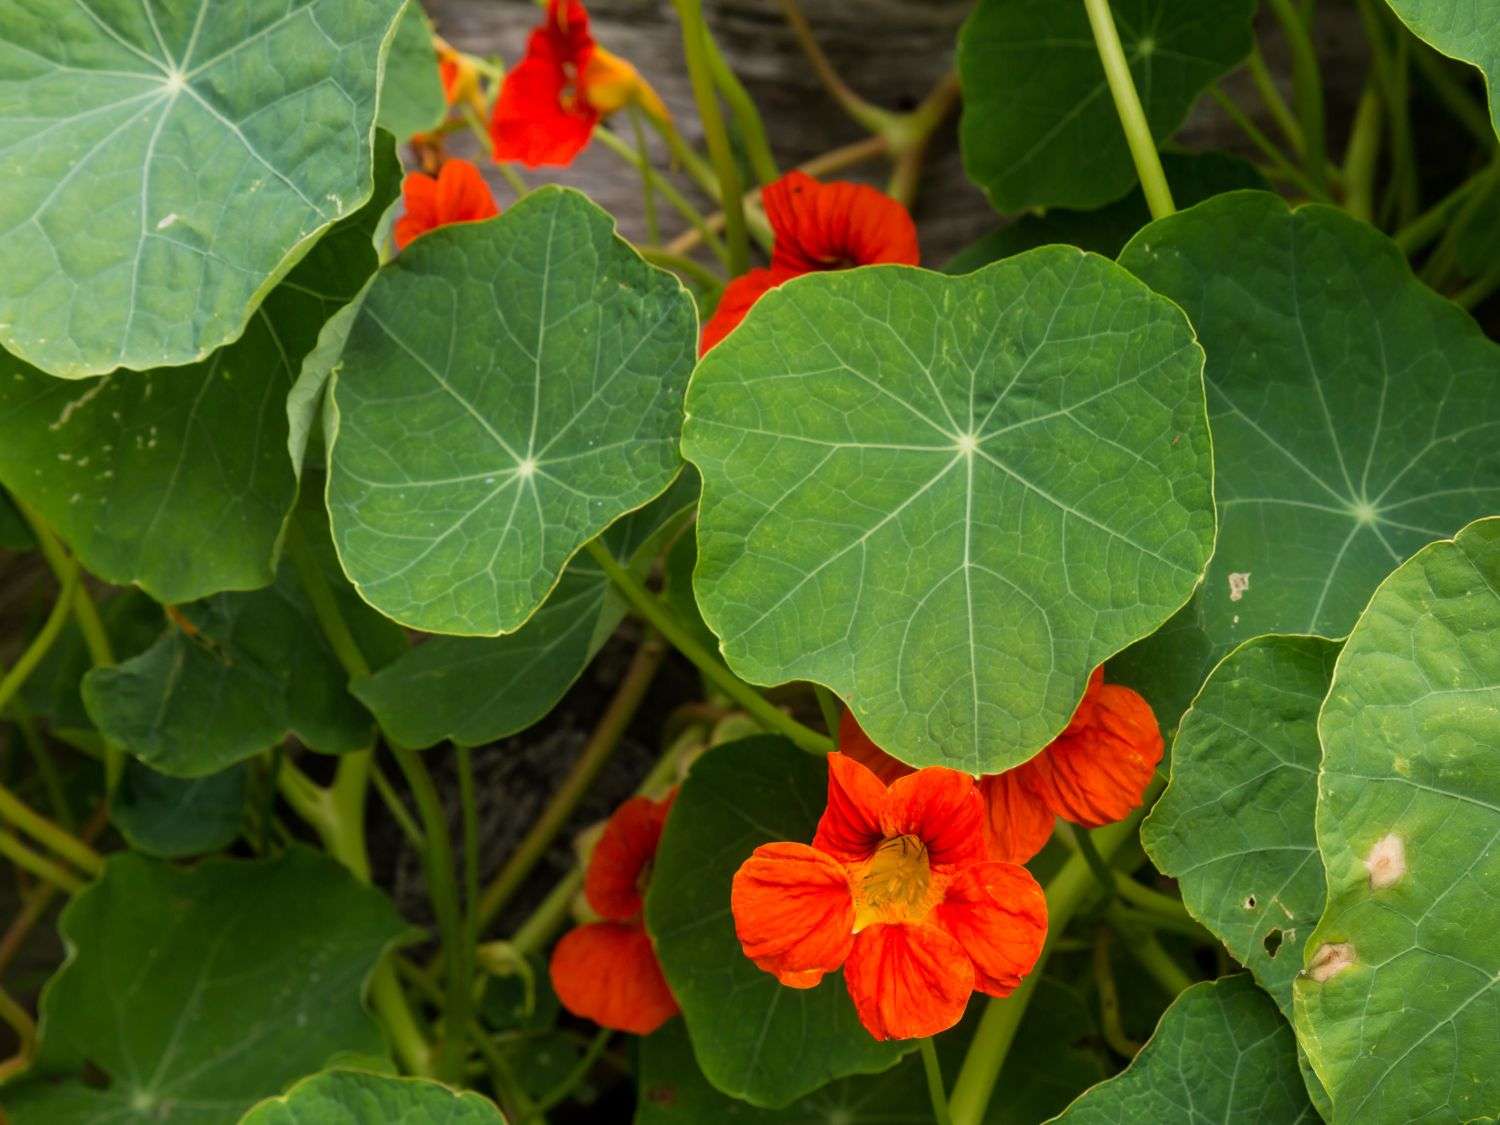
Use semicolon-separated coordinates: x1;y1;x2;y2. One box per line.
591;125;732;267
371;761;426;849
1107;903;1196;996
0;828;84;893
391;745;471;1083
919;1038;954;1125
1247;44;1304;154
703;30;779;187
947;799;1155;1125
672;0;751;274
1112;874;1194;925
511;866;583;959
628;105;664;247
1342;82;1383;223
1266;0;1327;191
638;247;725;290
286;519;370;680
1394;169;1490;254
647;112;723;205
1082;0;1174;219
475;633;666;933
1092;927;1139;1058
1455;260;1500;310
584;539;833;755
0;564;79;718
457;744;480;954
529;1027;613;1118
459;105;529;198
0;783;102;876
777;0;898;135
1209;86;1330;201
0;981;37;1082
7;701;72;830
813;684;842;739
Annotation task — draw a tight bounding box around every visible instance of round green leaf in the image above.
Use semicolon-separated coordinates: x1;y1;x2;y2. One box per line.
0;0;405;378
3;847;409;1124
240;1070;505;1124
0;136;400;603
957;0;1254;213
112;758;249;857
683;253;1214;771
1114;191;1500;729
376;2;446;142
353;471;698;748
326;186;697;636
1049;975;1315;1123
1143;635;1336;1016
1293;517;1500;1124
1384;0;1500;139
645;736;909;1107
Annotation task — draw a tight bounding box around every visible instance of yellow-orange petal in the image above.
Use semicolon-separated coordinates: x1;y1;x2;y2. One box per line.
586;792;674;921
881;767;990;872
977;769;1055;863
732;842;854;979
934;861;1047;996
549;921;679;1035
843;922;974;1040
812;753;889;864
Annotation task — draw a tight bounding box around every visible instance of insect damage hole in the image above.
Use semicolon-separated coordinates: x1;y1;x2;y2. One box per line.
1262;928;1283;958
1364;832;1406;889
1242;894;1257;910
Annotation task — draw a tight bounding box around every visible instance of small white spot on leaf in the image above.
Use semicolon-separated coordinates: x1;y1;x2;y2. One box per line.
156;212;178;231
1228;571;1250;601
1364;832;1406;889
1306;941;1355;983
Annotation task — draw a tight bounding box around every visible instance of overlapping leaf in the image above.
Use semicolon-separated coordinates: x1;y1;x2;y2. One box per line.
1384;0;1500;139
645;737;908;1107
326;186;696;636
0;138;400;603
1294;517;1500;1124
2;848;409;1124
683;253;1214;771
1049;976;1315;1123
112;758;248;857
0;0;405;377
240;1070;505;1124
377;2;446;142
958;0;1255;213
1114;191;1500;728
1143;635;1334;1016
353;471;698;749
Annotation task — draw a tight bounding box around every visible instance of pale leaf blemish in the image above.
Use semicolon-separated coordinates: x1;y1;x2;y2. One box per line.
156;212;178;231
1364;833;1406;889
1306;941;1356;983
1228;571;1250;602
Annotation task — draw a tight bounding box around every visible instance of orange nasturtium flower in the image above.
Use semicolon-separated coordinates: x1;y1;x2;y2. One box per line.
490;0;667;168
393;159;500;251
549;793;680;1035
731;754;1047;1040
700;170;921;354
841;668;1165;864
436;36;485;117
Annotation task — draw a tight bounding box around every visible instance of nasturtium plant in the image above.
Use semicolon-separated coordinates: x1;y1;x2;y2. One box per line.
0;0;406;378
1295;517;1500;1124
685;253;1214;771
0;0;1497;1122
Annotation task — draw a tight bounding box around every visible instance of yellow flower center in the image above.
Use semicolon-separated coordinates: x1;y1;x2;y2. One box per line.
851;834;936;931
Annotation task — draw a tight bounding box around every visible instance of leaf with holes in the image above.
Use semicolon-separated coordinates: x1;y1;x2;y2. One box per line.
0;136;400;603
1384;0;1500;139
957;0;1255;213
2;847;409;1124
1049;975;1315;1122
645;736;909;1107
326;186;696;636
0;0;405;378
239;1071;506;1124
1143;635;1335;1016
1293;517;1500;1124
683;253;1214;772
1113;191;1500;730
353;470;698;749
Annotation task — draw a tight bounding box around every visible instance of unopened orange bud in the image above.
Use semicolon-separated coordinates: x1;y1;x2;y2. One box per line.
582;47;669;123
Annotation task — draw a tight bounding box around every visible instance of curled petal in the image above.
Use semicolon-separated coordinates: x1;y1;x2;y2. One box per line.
393;160;499;250
762;171;920;273
732;842;854;979
977;770;1054;864
881;767;989;871
699;267;795;355
837;711;914;785
586;792;673;921
550;921;679;1035
934;861;1047;996
812;753;888;864
1023;677;1163;828
843;922;973;1040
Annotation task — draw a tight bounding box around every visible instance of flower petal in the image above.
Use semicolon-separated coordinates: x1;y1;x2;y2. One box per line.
837;710;914;785
550;921;679;1035
812;753;888;864
843;922;973;1040
1022;677;1163;827
977;769;1055;863
435;159;499;227
881;767;989;871
934;861;1047;996
698;267;795;355
393;171;439;250
762;171;920;273
489;39;597;167
586;792;673;921
732;842;854;979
